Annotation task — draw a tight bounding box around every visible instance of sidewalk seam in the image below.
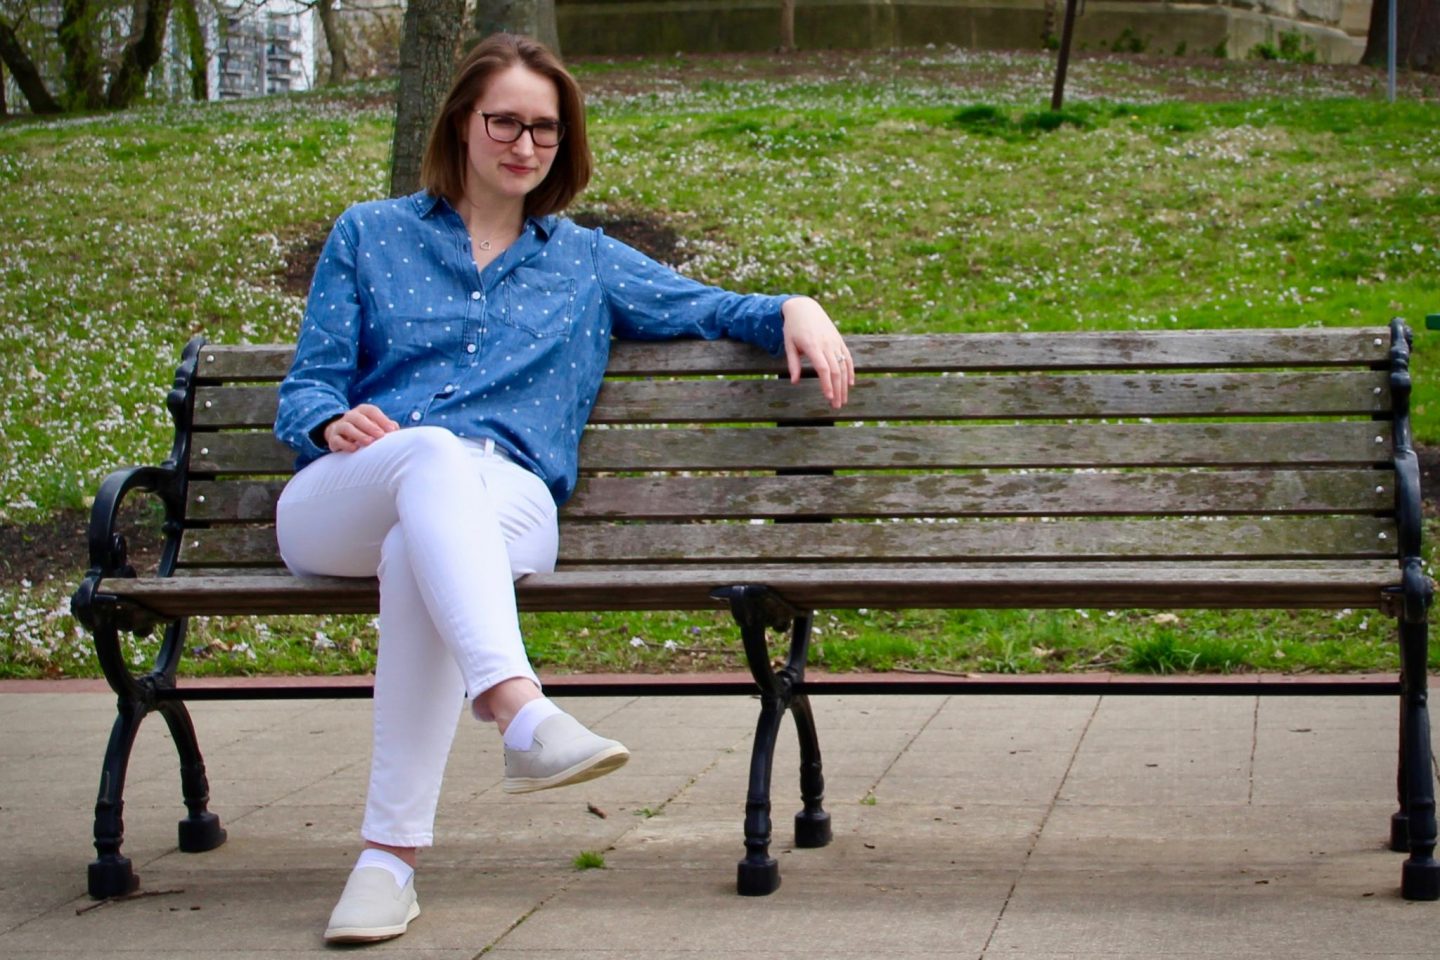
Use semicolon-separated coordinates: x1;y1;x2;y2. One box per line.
1247;695;1260;805
866;696;950;797
472;702;751;956
977;694;1101;959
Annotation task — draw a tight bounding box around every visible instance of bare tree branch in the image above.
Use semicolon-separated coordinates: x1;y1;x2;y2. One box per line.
318;0;349;84
0;15;62;114
59;0;105;109
106;0;176;108
174;0;209;100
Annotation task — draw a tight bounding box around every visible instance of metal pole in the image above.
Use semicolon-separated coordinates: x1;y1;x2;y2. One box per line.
1388;0;1397;103
1051;0;1080;111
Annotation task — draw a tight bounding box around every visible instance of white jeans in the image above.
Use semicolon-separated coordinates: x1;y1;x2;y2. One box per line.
276;426;558;847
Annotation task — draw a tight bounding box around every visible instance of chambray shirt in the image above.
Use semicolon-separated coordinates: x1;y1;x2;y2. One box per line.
275;191;789;504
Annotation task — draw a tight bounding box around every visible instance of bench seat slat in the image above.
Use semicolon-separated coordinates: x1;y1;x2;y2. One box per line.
97;561;1400;618
187;469;1394;523
192;328;1391;382
174;516;1394;568
192;371;1392;429
189;421;1393;475
579;422;1393;472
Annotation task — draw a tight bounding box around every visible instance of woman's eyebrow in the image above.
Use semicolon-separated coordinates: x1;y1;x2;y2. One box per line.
484;108;561;123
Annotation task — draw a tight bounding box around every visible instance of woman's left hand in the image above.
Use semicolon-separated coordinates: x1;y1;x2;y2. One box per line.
782;296;854;409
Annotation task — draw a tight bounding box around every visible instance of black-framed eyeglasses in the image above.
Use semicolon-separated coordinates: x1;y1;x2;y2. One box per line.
476;111;566;148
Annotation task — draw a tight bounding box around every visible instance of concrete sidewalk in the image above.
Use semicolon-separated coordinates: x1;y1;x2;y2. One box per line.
0;686;1435;958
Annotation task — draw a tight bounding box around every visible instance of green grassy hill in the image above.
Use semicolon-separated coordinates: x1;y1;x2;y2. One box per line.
2;49;1437;679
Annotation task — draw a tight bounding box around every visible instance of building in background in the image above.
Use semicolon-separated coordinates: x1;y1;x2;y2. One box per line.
2;0;316;110
204;0;317;100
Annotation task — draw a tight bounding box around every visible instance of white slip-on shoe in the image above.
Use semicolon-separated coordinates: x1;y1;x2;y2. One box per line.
503;713;630;794
323;866;420;944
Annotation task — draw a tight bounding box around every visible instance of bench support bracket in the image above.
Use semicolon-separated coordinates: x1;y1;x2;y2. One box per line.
77;337;227;900
714;585;833;896
1384;318;1438;901
86;618;228;899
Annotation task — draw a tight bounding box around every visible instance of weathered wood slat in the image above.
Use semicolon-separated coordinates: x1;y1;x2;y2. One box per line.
188;470;1394;524
99;560;1400;618
606;329;1388;375
188;421;1394;475
175;516;1393;568
189;433;296;474
191;370;1392;429
564;469;1393;520
589;370;1389;422
195;344;293;383
192;328;1392;382
578;422;1392;472
557;517;1394;563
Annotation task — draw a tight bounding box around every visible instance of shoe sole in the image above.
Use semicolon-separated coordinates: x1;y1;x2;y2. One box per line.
503;745;630;794
324;901;420;943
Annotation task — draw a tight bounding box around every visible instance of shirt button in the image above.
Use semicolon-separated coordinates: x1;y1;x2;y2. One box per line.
410;411;422;422
443;384;455;394
466;344;477;353
470;291;481;300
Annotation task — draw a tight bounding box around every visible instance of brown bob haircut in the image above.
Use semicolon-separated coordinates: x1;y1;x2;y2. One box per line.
420;33;591;219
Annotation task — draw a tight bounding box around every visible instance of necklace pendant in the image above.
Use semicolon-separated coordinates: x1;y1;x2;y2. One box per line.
479;239;492;251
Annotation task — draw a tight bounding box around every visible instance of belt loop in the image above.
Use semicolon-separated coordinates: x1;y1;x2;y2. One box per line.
483;437;494;457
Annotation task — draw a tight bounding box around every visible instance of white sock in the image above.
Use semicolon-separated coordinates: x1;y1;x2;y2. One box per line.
356;848;414;888
503;698;563;751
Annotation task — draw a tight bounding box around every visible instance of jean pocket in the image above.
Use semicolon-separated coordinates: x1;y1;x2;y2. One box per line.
502;268;574;338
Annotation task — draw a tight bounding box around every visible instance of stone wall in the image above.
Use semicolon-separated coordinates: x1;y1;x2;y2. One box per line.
555;0;1372;62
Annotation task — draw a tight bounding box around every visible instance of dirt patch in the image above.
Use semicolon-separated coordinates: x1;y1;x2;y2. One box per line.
2;503;165;587
280;230;329;297
1420;445;1440;518
568;211;685;265
0;509;88;585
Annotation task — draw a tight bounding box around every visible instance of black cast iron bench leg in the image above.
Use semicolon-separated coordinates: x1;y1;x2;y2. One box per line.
157;697;227;854
1398;610;1439;900
89;672;145;899
87;619;226;899
718;585;833;896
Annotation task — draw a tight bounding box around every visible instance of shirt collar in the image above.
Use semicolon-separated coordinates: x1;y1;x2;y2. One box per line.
413;190;448;219
413;190;556;241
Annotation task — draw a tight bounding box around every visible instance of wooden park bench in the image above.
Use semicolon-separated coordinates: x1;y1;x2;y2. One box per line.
72;321;1437;902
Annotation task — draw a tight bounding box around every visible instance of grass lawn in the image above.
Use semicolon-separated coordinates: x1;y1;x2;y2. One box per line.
1;48;1437;679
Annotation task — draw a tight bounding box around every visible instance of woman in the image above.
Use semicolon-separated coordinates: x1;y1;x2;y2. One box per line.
274;33;852;944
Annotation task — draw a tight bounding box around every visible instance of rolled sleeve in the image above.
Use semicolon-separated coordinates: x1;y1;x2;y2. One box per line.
593;230;788;355
275;215;363;464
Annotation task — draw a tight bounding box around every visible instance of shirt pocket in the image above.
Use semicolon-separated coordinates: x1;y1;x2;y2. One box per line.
502;268;575;338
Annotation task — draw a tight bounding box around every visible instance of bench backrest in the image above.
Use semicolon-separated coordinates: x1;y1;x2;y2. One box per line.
174;327;1414;576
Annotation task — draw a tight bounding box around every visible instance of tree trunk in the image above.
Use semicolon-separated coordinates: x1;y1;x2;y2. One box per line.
106;0;175;108
1362;0;1440;73
59;0;105;109
0;18;62;114
174;0;209;101
779;0;795;51
389;0;465;198
472;0;560;55
319;0;350;85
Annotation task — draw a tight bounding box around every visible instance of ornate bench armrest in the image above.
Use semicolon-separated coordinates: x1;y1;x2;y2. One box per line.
72;464;185;634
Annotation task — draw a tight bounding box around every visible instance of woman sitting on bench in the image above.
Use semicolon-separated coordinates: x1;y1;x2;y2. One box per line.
273;32;853;945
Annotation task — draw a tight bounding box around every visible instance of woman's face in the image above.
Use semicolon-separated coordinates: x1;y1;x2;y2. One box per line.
462;64;561;209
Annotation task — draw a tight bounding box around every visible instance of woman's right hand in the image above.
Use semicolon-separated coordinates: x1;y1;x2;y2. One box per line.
323;404;399;453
